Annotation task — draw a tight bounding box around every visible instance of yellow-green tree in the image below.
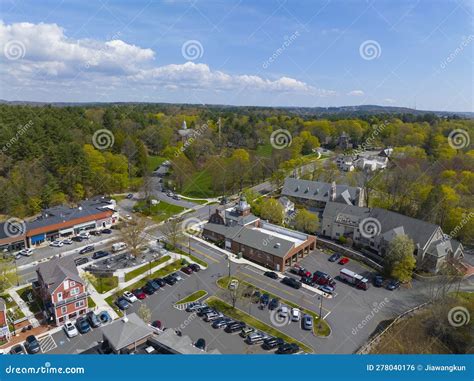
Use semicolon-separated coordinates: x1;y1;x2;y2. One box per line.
294;209;319;233
260;198;284;224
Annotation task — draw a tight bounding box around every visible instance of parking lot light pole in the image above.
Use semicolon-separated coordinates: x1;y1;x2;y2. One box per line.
318;295;323;330
228;256;231;278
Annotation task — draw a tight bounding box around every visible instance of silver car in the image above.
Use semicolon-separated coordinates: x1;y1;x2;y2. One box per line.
302;314;313;330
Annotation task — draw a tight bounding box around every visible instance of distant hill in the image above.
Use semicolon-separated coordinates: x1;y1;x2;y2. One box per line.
0;99;472;118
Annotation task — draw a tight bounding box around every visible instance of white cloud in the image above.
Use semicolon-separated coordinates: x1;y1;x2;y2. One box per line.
347;90;364;96
0;21;326;95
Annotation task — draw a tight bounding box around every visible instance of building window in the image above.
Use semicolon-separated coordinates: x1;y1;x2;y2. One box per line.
57;292;63;301
70;287;80;296
61;306;67;315
70;281;76;287
75;300;85;308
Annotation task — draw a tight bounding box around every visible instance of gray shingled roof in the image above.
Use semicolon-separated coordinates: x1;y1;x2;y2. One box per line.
202;223;244;239
37;256;83;291
282;178;361;205
232;228;295;258
102;313;153;351
150;328;221;354
323;202;440;250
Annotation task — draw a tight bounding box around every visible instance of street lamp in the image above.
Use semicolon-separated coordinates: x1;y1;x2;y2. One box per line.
318;295;324;330
227;256;231;278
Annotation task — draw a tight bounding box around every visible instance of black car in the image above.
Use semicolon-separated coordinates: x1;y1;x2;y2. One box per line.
126;193;133;199
264;271;279;279
212;317;232;329
281;277;302;289
87;311;102;328
90;230;102;236
260;293;270;306
164;275;177;285
24;335;41;354
146;280;160;291
276;343;299;354
301;276;315;286
115;297;130;311
9;344;26;354
79;245;95;255
194;338;206;350
76;317;92;334
102;228;113;234
374;275;384;287
154;278;166;287
387;280;400;290
262;337;284;350
92;250;109;259
74;257;89;266
142;284;156;295
268;298;279;310
224;321;246;333
328;253;342;262
189;263;201;272
197;307;214;317
72;236;85;242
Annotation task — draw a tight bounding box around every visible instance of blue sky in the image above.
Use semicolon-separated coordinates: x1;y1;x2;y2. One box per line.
0;0;472;111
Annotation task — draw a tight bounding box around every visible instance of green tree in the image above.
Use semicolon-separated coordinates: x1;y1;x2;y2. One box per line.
384;234;416;282
0;257;17;292
260;198;284;224
293;209;319;233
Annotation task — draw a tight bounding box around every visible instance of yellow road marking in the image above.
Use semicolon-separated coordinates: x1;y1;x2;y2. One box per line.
189;246;221;263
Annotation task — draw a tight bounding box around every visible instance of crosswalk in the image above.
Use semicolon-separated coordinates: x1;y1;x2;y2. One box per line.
39;334;57;353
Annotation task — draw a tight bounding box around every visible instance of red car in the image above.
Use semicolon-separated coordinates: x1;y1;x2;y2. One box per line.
151;320;162;329
338;257;350;265
181;266;193;275
132;288;146;300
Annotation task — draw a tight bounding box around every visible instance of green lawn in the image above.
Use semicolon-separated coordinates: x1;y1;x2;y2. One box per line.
206;296;313;353
124;255;171;282
216;276;331;337
175;290;207;305
179;196;209;204
255;143;273;157
87;296;96;309
0;294;17;309
17;286;42;314
181;168;215;198
90;275;119;294
134;200;186;222
147;155;167;172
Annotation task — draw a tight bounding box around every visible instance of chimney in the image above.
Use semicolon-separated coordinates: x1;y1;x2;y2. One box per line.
330;181;337;201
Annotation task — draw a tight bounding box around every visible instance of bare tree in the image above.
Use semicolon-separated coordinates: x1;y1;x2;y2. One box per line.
162;217;182;249
120;217;149;258
138;303;152;324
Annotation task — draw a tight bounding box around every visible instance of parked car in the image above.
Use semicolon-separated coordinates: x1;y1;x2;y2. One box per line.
301;276;315;286
72;236;85;242
338;257;350;265
239;327;255;337
123;291;138;303
98;311;111;324
186;302;206;312
74;257;89;266
63;321;79;338
154;278;166;287
126;193;133;199
102;228;113;234
268;298;279;310
164;275;177;285
146;280;160;291
170;272;183;281
50;240;63;248
212;317;232;329
181;266;193;275
90;230;102;236
142;284;155;295
260;293;270;306
62;238;73;245
387;280;401;290
19;248;34;257
79;245;95;255
197;307;214;317
279;306;289;318
172;194;181;200
76;316;92;334
115;297;130;311
194;338;206;350
328;253;342;262
276;343;299;354
252;291;261;302
225;321;246;333
132;288;147;300
263;271;279;279
151;320;162;330
302;314;313;330
78;230;90;238
374;275;384;287
24;335;41;354
245;332;265;345
189;263;201;272
9;344;26;355
319;285;334;294
281;277;302;289
291;308;301;321
229;279;239;290
204;311;224;322
112;242;127;252
86;311;102;328
92;250;109;259
262;337;284;350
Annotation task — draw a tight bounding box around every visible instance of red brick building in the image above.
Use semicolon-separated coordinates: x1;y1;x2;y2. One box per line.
34;256;88;325
0;298;10;340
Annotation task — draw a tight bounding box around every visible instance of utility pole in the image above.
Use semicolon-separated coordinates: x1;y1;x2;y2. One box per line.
318;295;324;330
228;256;231;278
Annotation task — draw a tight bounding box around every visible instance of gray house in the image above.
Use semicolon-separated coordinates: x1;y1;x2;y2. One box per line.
320;202;464;273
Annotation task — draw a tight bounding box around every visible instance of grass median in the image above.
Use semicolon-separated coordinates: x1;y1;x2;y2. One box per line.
124;255;171;282
175;290;207;305
206;296;313;353
217;276;331;337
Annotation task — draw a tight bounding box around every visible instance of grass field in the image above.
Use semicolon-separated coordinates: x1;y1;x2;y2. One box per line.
206;296;312;353
147;155;167;172
87;297;96;309
175;290;207;305
90;275;119;294
181;168;215;198
18;286;43;314
134;200;186;222
255;143;273;157
124;255;171;282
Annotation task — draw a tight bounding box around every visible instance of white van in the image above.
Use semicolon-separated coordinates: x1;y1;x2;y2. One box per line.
112;242;127;252
78;230;90;238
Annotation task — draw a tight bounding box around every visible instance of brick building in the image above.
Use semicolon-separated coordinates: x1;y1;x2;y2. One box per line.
0;298;9;340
